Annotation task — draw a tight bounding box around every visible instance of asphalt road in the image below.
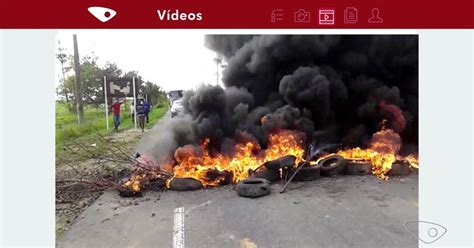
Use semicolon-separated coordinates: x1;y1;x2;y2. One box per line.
57;112;419;248
133;111;171;156
57;175;418;248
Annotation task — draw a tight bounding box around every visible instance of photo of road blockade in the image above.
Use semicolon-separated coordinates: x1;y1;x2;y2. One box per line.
57;34;419;247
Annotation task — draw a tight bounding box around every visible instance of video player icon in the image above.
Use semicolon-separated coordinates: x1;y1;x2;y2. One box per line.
88;7;117;23
319;9;335;25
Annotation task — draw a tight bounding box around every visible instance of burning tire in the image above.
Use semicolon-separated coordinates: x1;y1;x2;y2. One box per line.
236;178;271;198
319;155;346;176
249;167;280;182
263;155;296;170
387;162;412;176
169;178;203;191
204;169;233;186
344;161;372;175
284;162;321;181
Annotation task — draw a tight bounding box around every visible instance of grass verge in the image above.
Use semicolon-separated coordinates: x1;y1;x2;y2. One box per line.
56;98;168;158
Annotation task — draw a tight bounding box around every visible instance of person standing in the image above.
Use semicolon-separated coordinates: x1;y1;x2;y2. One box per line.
143;100;151;123
136;99;146;132
111;98;125;131
130;102;135;123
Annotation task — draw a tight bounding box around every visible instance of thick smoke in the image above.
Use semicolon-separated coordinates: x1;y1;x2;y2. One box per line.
150;35;418;163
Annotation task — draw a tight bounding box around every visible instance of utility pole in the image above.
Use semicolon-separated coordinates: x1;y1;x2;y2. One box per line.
73;34;84;125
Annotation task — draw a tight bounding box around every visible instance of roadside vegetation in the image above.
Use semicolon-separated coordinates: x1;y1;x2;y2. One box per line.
56;97;168;236
56;95;168;156
55;42;170;237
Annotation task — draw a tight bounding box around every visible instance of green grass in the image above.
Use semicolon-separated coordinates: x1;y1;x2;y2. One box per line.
56;97;168;154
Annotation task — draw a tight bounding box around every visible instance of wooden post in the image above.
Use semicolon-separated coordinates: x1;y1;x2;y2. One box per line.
73;34;84;125
103;76;109;130
133;77;137;130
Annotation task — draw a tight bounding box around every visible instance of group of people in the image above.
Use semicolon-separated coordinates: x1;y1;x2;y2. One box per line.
130;99;151;132
110;98;151;132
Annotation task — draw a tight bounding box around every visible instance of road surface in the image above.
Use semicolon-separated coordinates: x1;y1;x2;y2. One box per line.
133;111;171;155
57;113;419;248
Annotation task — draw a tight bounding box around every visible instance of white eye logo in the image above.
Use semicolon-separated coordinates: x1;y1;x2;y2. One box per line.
88;7;117;23
405;220;447;244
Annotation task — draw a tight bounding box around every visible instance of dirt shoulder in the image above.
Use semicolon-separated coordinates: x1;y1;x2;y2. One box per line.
56;128;145;238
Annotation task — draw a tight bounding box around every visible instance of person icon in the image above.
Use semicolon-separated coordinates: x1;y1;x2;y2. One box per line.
368;8;383;23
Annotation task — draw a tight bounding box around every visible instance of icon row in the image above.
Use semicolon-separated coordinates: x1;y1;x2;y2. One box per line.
271;8;384;24
88;6;383;25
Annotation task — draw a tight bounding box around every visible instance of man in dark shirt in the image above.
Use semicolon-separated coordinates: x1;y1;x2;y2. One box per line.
111;98;125;131
143;100;151;123
136;99;146;132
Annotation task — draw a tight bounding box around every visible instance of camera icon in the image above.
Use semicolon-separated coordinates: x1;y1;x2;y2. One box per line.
294;9;311;23
405;220;447;244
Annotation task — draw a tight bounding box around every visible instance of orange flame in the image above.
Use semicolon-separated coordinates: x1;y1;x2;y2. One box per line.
337;128;418;179
169;130;306;187
124;122;419;193
123;173;146;192
121;154;170;192
400;154;419;169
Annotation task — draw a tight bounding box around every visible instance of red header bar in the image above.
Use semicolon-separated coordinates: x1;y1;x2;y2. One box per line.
1;0;473;28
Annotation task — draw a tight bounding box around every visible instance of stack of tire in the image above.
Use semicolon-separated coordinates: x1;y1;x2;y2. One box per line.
343;159;372;175
167;154;413;198
282;154;347;181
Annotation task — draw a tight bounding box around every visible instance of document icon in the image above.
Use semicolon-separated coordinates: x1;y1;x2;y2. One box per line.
344;7;358;24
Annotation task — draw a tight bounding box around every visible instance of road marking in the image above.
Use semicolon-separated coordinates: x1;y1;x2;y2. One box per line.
173;207;185;248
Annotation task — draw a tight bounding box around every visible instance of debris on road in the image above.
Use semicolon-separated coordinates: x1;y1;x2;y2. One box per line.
248;166;280;182
344;160;372;175
319;155;346;177
280;161;308;193
236;178;271;198
387;161;412;176
168;177;203;191
284;161;321;182
262;155;296;170
240;238;258;248
118;188;143;198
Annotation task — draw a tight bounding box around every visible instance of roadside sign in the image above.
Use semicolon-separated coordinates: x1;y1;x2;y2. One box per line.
105;77;139;98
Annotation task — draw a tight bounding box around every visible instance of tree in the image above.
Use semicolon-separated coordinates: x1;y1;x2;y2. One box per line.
102;62;123;79
56;41;72;103
123;70;144;98
79;55;102;105
141;81;165;105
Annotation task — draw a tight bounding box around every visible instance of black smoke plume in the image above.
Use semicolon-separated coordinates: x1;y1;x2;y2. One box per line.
149;35;418;164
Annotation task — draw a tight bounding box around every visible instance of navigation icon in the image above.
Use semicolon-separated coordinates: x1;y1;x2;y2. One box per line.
368;8;383;23
344;7;358;24
319;9;335;25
